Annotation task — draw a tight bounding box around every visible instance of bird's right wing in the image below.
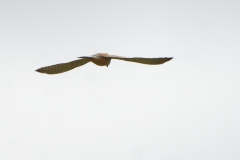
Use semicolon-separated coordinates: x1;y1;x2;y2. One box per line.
101;54;173;65
35;58;90;74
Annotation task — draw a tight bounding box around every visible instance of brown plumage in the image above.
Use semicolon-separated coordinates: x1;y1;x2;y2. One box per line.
36;53;173;74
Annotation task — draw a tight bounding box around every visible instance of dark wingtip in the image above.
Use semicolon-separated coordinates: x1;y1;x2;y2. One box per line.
166;57;173;61
35;69;41;73
162;57;173;64
35;68;46;74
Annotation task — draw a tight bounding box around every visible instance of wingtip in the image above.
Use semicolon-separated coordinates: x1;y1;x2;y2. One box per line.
166;57;173;61
35;69;41;73
162;57;173;63
35;68;47;74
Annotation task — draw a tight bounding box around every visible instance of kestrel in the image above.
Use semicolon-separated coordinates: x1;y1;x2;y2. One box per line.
36;53;173;74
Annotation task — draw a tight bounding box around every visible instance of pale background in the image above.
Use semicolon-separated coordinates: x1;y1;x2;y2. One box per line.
0;0;240;159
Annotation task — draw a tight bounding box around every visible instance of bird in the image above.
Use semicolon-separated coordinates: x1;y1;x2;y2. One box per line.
35;53;173;74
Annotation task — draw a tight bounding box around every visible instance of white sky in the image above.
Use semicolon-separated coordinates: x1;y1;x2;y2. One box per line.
0;0;240;159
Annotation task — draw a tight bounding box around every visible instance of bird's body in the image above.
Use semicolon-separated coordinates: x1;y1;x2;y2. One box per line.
79;53;111;66
36;53;173;74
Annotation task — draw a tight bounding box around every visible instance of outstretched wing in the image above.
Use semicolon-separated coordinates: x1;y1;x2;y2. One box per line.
101;54;173;65
35;58;90;74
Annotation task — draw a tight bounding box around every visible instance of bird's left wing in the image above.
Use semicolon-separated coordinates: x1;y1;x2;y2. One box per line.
35;58;90;74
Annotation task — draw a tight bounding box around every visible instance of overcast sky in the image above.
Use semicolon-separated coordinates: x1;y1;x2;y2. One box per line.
0;0;240;159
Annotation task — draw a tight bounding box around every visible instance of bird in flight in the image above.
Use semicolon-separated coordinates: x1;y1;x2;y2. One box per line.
35;53;173;74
